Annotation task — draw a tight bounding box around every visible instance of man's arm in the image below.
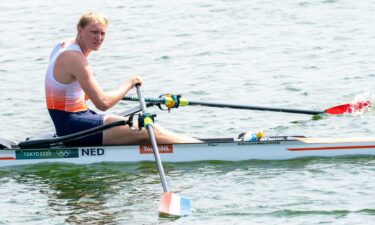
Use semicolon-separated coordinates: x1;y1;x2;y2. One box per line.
67;52;141;111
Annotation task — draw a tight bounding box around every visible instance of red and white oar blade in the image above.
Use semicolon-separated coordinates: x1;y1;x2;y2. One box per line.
159;192;191;216
325;101;370;115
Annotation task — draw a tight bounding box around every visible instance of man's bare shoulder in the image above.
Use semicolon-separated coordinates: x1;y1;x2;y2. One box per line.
58;50;87;65
55;50;90;80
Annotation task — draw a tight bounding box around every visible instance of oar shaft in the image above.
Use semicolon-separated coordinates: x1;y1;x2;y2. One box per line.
119;103;156;117
147;126;169;192
188;100;323;115
125;95;162;103
123;96;324;115
137;89;149;112
135;86;170;192
19;120;126;149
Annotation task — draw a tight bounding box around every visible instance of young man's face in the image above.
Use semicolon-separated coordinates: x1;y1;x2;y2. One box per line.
79;22;107;51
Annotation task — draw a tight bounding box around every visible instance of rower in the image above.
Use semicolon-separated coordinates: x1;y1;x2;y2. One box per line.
45;11;200;146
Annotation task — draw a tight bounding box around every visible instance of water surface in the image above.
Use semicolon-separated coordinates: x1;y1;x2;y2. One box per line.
1;0;375;224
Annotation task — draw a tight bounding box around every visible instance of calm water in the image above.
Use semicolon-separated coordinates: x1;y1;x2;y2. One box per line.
1;0;375;224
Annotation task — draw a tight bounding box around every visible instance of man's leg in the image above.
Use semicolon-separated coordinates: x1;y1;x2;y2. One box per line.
102;114;201;145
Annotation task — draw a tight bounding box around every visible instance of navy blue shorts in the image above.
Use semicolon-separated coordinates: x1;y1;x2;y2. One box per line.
48;109;104;146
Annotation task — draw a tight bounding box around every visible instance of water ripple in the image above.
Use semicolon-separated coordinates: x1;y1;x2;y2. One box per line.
1;0;375;224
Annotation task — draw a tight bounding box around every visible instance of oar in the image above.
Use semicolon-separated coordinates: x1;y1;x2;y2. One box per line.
118;102;157;117
19;104;146;149
18;120;126;149
123;95;370;115
324;101;370;114
135;86;191;216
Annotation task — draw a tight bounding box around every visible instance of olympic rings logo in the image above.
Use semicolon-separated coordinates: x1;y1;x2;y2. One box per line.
56;150;71;157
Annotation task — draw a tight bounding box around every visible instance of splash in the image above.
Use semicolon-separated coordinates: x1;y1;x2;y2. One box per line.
349;91;375;115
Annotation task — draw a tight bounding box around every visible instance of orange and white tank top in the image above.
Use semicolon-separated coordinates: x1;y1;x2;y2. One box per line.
45;40;88;112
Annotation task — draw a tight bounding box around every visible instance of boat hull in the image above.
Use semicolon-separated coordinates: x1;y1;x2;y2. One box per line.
1;137;375;167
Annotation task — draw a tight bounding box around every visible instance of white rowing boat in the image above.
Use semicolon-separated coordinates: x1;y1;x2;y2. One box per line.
1;135;375;168
1;92;373;216
1;94;371;169
0;95;375;170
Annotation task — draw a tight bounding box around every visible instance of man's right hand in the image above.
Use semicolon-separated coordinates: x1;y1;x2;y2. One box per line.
126;75;143;89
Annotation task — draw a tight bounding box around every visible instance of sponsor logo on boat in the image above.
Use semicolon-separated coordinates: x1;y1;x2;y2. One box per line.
139;144;173;154
80;148;105;156
16;149;79;159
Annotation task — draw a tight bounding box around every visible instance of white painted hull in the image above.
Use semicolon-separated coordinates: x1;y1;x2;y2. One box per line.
1;137;375;167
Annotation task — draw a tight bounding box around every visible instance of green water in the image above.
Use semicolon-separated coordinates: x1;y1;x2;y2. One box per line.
1;157;374;224
1;0;375;223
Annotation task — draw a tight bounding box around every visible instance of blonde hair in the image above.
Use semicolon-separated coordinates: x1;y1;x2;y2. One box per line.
77;12;108;28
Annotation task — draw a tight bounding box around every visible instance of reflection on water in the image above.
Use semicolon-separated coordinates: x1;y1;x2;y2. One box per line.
0;162;163;224
1;157;374;224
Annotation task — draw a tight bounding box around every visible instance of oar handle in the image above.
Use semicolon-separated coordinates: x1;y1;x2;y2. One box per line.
136;86;149;112
135;85;170;192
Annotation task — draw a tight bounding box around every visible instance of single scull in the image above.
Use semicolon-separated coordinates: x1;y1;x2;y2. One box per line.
1;135;375;168
0;93;373;168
